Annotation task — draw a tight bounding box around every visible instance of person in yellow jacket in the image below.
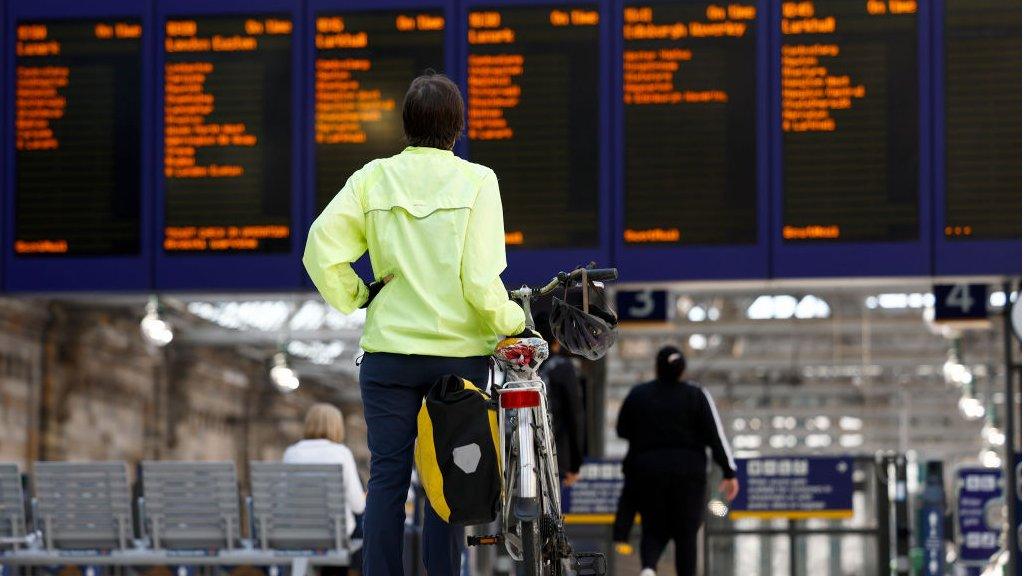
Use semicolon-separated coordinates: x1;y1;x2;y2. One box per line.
303;72;526;576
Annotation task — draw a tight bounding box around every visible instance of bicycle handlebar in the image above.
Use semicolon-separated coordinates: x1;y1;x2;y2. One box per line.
508;266;618;300
582;268;618;282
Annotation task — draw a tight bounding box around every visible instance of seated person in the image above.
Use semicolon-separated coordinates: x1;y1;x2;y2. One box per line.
284;403;367;545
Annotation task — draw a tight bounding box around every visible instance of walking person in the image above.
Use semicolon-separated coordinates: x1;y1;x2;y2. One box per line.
615;346;740;576
303;72;526;576
535;310;584;486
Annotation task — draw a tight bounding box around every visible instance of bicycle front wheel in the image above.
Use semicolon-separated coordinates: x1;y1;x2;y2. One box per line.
520;519;543;576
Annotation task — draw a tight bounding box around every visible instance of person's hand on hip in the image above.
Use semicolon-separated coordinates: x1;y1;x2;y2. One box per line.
361;274;394;309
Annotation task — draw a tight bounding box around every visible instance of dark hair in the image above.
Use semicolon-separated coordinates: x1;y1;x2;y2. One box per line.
402;72;464;150
656;346;686;383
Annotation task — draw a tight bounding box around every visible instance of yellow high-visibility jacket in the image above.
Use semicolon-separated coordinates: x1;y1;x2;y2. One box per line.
303;146;526;357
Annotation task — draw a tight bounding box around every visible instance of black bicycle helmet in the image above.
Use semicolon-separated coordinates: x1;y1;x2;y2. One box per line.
549;270;618;361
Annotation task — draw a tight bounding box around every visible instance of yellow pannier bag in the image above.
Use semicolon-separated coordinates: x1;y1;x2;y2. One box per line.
415;374;502;525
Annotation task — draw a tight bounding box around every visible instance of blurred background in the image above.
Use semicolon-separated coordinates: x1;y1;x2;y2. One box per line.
0;0;1021;575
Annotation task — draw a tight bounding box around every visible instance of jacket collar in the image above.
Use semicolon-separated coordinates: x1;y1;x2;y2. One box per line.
403;146;454;156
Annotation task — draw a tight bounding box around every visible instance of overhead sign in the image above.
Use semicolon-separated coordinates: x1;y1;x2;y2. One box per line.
615;289;669;323
561;458;623;524
730;456;854;520
933;284;988;321
955;467;1004;566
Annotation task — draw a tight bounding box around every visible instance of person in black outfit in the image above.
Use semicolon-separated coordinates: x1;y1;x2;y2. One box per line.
614;346;739;576
536;311;584;485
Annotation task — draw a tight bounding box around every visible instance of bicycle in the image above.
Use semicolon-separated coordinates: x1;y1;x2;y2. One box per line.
468;266;617;576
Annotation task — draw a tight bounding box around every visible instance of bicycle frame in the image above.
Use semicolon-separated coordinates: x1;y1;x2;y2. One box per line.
496;377;562;523
483;265;616;575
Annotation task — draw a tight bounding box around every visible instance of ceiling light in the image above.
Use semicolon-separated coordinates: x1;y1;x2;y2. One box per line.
688;334;708;350
980;449;1002;469
958;396;985;420
982;424;1006;447
141;297;173;347
270;352;300;393
839;416;863;431
839;434;864;448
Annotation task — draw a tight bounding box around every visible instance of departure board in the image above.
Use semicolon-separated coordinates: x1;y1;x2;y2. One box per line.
622;2;758;246
314;10;445;214
466;5;601;249
780;0;919;243
162;16;293;253
14;19;142;256
944;0;1021;240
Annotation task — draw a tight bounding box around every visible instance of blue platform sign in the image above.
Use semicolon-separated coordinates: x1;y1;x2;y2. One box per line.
955;467;1003;567
730;456;854;520
615;290;669;323
561;459;623;522
933;284;988;322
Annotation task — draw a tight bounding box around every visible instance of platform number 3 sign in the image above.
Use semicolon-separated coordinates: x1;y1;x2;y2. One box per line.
933;284;988;321
615;289;669;323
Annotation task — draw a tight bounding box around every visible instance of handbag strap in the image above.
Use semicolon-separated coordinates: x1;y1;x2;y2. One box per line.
581;268;590;314
564;268;591;314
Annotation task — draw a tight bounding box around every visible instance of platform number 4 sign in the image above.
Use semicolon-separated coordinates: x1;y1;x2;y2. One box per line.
933;284;988;321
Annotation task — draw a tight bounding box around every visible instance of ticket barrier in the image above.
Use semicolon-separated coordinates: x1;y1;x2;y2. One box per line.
702;454;941;576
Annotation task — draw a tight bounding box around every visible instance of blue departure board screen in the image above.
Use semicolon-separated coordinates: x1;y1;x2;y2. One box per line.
0;0;1019;292
152;0;305;290
313;9;446;215
932;0;1021;275
943;0;1021;241
161;15;293;254
779;0;919;244
770;0;934;278
4;0;154;291
465;3;602;250
621;2;758;247
14;19;142;257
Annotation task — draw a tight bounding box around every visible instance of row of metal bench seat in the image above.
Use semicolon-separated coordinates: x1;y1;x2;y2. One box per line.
0;461;352;554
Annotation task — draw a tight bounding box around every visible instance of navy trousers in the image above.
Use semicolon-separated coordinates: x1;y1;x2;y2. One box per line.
359;352;489;576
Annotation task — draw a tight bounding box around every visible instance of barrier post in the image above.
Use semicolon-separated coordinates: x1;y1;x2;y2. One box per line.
875;453;892;576
1001;280;1020;576
893;455;910;576
915;461;945;576
787;519;798;576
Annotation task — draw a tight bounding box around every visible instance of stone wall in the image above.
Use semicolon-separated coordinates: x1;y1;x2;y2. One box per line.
0;298;366;484
0;299;46;465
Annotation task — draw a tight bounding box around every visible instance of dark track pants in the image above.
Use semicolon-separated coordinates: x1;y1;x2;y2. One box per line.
634;473;706;576
612;474;637;543
359;352;489;576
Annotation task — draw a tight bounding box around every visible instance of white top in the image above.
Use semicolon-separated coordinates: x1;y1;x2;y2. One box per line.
282;439;366;535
